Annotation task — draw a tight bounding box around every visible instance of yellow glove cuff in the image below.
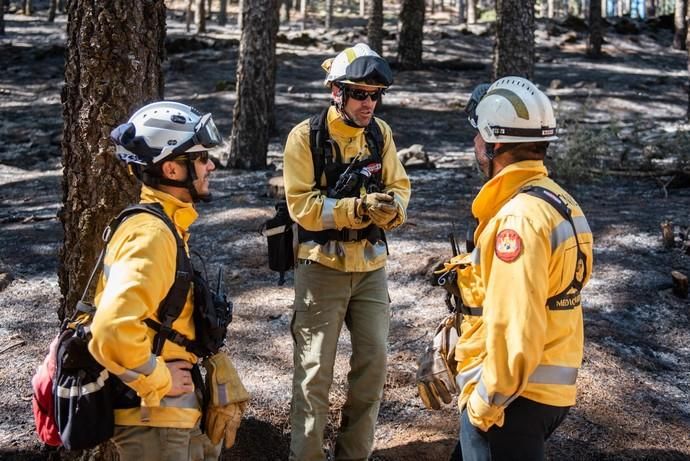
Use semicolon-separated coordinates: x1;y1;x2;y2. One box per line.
203;352;250;407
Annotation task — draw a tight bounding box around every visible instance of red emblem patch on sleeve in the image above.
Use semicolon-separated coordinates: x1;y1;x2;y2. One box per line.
495;229;522;262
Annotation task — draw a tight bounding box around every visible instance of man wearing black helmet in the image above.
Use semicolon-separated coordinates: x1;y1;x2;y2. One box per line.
90;102;248;460
283;43;411;461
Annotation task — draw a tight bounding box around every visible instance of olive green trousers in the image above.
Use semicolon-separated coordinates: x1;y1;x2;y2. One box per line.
112;424;221;461
290;262;390;461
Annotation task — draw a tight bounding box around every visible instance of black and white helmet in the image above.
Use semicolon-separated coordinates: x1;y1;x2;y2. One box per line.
111;101;221;168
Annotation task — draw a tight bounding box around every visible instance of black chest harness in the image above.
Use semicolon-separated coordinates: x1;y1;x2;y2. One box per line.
297;107;386;245
101;203;231;358
520;186;588;311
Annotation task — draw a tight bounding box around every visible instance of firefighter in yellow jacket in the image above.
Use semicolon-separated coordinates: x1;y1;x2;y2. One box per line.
283;43;411;460
447;77;594;461
89;102;248;460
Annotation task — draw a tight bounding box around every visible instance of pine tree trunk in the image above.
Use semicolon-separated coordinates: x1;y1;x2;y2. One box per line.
368;0;383;54
588;0;602;57
325;0;333;28
674;0;687;49
687;26;690;121
300;0;307;30
238;0;244;28
360;0;365;16
467;0;477;23
494;0;535;79
48;0;57;21
207;0;213;18
219;0;228;24
0;2;4;35
281;0;291;22
548;0;555;17
23;0;32;15
227;0;279;169
60;0;165;321
398;0;425;69
647;0;656;16
455;0;464;23
187;0;194;31
196;0;206;32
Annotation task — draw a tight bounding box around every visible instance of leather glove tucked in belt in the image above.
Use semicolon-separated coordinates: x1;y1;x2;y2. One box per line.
202;352;250;448
415;313;460;410
356;192;398;226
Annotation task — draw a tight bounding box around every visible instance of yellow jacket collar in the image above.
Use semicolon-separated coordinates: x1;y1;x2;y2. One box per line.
472;160;548;223
328;105;366;139
139;185;198;233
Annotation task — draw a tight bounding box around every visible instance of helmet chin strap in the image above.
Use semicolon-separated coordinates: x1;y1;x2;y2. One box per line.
142;158;212;203
334;84;367;128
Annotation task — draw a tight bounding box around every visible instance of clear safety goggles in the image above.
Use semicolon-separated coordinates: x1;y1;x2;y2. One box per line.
173;113;222;154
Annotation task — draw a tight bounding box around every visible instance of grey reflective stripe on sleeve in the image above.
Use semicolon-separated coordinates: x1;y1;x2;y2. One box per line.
160;392;200;409
471;248;480;265
466;306;484;316
56;368;109;398
394;194;406;221
550;216;592;251
455;363;483;392
116;354;158;383
528;364;578;385
475;364;579;407
103;264;110;280
321;198;337;229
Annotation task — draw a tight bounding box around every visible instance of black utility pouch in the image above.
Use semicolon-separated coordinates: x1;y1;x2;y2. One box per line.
261;201;295;285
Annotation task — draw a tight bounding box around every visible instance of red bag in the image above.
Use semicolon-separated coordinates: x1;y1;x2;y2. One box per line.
31;335;62;447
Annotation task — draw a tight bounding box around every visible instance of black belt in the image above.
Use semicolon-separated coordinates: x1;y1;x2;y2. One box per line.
298;225;382;244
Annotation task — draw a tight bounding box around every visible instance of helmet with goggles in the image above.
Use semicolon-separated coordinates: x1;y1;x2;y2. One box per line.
322;43;393;89
470;77;558;144
110;101;221;168
110;101;221;202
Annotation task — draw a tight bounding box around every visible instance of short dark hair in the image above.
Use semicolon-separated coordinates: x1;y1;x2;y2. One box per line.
507;142;549;160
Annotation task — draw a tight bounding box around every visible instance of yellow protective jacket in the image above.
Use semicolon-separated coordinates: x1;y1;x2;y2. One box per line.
453;160;593;432
89;186;201;428
283;106;411;272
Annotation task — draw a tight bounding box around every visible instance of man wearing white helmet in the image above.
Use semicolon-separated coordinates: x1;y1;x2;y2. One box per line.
446;77;594;460
283;43;411;460
88;102;248;460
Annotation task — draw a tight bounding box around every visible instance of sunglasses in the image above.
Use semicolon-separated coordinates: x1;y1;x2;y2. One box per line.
175;151;210;164
345;87;385;102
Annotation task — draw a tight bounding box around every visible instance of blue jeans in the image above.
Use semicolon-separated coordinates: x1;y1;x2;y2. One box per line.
450;397;570;461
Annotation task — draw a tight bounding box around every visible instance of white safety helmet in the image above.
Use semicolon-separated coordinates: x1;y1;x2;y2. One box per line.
322;43;393;88
473;77;558;144
110;101;221;168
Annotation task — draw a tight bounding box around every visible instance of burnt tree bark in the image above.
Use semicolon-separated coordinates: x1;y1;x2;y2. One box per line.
325;0;333;28
0;1;4;35
397;0;425;70
587;0;603;57
227;0;279;169
674;0;687;50
368;0;384;54
219;0;228;24
48;0;57;21
59;0;165;321
687;23;690;120
494;0;535;79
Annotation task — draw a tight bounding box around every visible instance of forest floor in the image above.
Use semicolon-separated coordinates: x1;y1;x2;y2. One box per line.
1;6;690;461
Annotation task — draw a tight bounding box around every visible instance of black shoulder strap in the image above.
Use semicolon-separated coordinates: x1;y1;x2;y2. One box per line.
309;108;386;188
520;185;588;310
107;203;194;355
309;107;331;189
364;117;384;164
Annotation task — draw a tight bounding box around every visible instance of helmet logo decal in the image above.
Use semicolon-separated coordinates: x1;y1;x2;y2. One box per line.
486;88;530;120
344;48;357;63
